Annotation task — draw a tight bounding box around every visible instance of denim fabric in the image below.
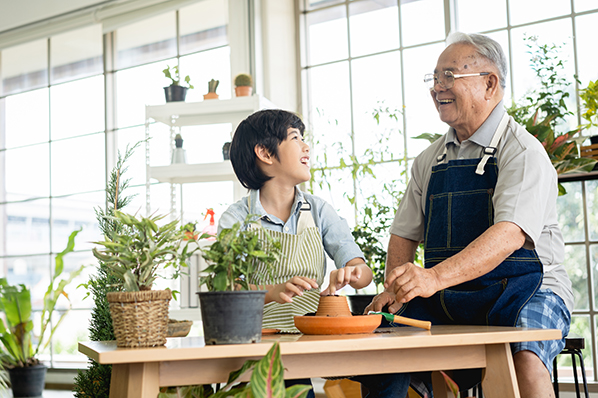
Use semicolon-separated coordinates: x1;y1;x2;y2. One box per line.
351;373;411;398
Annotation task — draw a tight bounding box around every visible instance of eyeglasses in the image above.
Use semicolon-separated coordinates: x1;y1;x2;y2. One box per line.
423;71;490;90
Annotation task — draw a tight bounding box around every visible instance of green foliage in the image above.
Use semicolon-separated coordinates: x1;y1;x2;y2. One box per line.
0;229;85;369
93;211;201;292
579;79;598;129
412;132;443;145
507;36;596;193
200;215;282;292
208;79;220;93
234;73;253;87
163;65;194;89
158;342;311;398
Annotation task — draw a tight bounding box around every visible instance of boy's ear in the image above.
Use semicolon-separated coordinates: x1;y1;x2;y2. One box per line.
254;145;274;165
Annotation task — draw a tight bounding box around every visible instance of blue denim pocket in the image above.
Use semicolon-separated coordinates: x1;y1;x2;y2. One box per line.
440;279;506;325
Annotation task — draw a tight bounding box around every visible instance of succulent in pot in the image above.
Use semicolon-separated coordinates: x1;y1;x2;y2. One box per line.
233;73;253;97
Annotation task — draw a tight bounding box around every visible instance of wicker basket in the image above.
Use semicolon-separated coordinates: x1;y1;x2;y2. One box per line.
107;290;172;347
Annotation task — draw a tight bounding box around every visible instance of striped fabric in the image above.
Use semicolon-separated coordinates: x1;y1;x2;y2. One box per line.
249;210;326;333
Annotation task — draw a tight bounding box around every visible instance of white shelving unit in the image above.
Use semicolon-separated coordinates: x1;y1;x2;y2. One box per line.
144;94;276;218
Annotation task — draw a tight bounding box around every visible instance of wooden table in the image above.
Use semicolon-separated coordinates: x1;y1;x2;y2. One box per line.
79;325;560;398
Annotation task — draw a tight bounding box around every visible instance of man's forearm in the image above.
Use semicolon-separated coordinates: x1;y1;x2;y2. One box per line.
385;234;420;278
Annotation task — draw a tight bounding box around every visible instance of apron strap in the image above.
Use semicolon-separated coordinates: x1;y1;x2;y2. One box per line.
297;202;316;233
475;113;510;175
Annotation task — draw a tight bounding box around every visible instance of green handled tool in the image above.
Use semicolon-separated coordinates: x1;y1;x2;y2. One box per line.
368;311;432;330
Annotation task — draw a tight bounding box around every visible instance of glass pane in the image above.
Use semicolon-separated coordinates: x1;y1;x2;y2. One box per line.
117;125;155;187
356;161;406;215
5;144;50;201
401;0;445;47
351;52;404;162
61;252;97;308
564;244;589;310
309;167;354;223
50;24;103;84
1;39;47;96
182;181;234;228
51;134;105;197
179;0;228;55
0;199;51;256
127;183;177;218
510;20;577;134
52;192;103;253
43;310;91;365
51;76;105;140
181;123;233;164
455;0;507;33
306;6;348;65
575;14;598;85
307;62;352;170
4;88;49;149
180;47;232;102
402;43;446;158
557;181;584;242
115;11;176;69
509;0;570;26
349;0;399;58
4;255;51;297
116;60;172;129
305;0;344;11
585;180;598;241
557;315;594;381
575;0;598;12
592;244;598;311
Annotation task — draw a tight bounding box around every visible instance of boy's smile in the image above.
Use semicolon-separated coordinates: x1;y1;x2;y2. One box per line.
275;127;311;185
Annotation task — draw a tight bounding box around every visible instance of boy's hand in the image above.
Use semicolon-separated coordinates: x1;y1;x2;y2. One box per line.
267;277;319;304
321;266;362;296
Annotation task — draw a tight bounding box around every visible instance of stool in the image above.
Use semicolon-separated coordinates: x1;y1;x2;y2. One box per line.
553;336;589;398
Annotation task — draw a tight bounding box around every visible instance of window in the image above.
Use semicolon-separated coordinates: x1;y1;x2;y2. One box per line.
300;0;598;384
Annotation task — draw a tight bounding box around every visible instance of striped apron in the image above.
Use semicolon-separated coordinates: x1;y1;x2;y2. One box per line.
249;202;326;333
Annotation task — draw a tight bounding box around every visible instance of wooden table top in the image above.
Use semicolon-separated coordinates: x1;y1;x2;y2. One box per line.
79;325;561;365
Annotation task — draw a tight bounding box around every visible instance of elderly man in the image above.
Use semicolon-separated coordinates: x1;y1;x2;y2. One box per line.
365;32;573;398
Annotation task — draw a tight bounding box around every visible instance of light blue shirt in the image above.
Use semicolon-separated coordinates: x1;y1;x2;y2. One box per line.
218;189;364;269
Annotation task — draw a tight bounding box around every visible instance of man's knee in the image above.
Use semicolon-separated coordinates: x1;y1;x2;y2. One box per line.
513;350;550;378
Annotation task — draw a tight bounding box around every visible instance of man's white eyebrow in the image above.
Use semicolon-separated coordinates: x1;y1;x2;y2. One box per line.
433;67;457;74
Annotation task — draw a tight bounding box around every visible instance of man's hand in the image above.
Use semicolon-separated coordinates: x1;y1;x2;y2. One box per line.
364;291;397;314
321;266;362;296
384;262;441;313
267;277;319;304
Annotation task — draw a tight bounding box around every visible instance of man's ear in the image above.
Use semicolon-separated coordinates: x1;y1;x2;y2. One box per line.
485;73;500;100
255;145;274;165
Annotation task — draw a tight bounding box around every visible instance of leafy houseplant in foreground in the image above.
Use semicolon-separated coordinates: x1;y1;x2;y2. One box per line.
92;211;200;347
0;230;85;397
158;342;311;398
198;215;282;345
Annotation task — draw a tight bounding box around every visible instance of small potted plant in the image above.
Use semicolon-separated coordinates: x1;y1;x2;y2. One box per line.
163;65;194;102
203;79;219;100
92;211;200;347
234;73;253;97
197;215;282;345
182;221;198;241
0;230;85;398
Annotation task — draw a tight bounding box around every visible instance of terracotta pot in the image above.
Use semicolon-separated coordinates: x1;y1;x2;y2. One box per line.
184;231;198;241
235;86;253;97
315;295;352;317
294;314;382;335
203;92;219;100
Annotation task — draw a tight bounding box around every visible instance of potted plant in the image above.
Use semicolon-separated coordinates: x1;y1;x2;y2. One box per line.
197;215;282;345
203;79;220;100
92;211;199;347
163;65;194;102
0;229;86;398
182;221;198;241
234;73;253;97
158;342;311;398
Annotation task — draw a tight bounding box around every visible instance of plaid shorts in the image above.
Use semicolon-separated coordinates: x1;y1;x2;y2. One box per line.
511;289;571;374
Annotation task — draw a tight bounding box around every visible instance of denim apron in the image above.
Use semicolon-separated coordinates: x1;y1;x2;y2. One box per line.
248;200;326;332
397;114;543;327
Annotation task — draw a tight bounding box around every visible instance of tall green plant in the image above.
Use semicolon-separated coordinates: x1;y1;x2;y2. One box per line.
74;142;139;398
158;342;311;398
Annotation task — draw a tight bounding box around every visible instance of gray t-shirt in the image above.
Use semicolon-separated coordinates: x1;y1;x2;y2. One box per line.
390;102;574;312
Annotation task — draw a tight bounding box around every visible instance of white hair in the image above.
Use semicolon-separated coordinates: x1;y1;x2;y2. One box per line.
446;32;507;89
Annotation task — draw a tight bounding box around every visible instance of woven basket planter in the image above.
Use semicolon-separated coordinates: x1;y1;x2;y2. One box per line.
107;289;172;347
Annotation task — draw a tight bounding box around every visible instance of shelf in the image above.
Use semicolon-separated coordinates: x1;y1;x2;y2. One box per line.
150;161;237;184
145;95;276;127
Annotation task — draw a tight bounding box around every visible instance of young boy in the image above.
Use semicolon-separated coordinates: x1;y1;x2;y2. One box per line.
219;109;372;328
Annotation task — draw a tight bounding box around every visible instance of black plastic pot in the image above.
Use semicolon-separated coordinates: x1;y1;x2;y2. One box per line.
346;294;376;315
222;142;231;160
164;85;188;102
197;291;266;345
8;364;47;397
591;135;598;145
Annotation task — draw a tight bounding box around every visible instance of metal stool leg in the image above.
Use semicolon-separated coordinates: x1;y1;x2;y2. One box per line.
571;351;580;398
573;349;589;398
553;356;560;398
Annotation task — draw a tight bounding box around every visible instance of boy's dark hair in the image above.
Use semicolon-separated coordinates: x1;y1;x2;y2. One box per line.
230;109;305;190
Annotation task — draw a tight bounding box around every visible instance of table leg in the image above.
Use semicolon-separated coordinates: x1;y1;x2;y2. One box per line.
481;343;520;398
110;363;160;398
431;371;450;398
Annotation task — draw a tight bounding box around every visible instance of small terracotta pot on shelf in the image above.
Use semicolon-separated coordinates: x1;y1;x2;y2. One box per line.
203;92;219;100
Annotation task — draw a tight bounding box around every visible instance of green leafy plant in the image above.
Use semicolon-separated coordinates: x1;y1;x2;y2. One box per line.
208;79;220;93
92;211;202;292
0;229;85;369
158;342;311;398
579;79;598;130
163;65;194;89
234;73;253;87
507;36;596;194
199;214;282;292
